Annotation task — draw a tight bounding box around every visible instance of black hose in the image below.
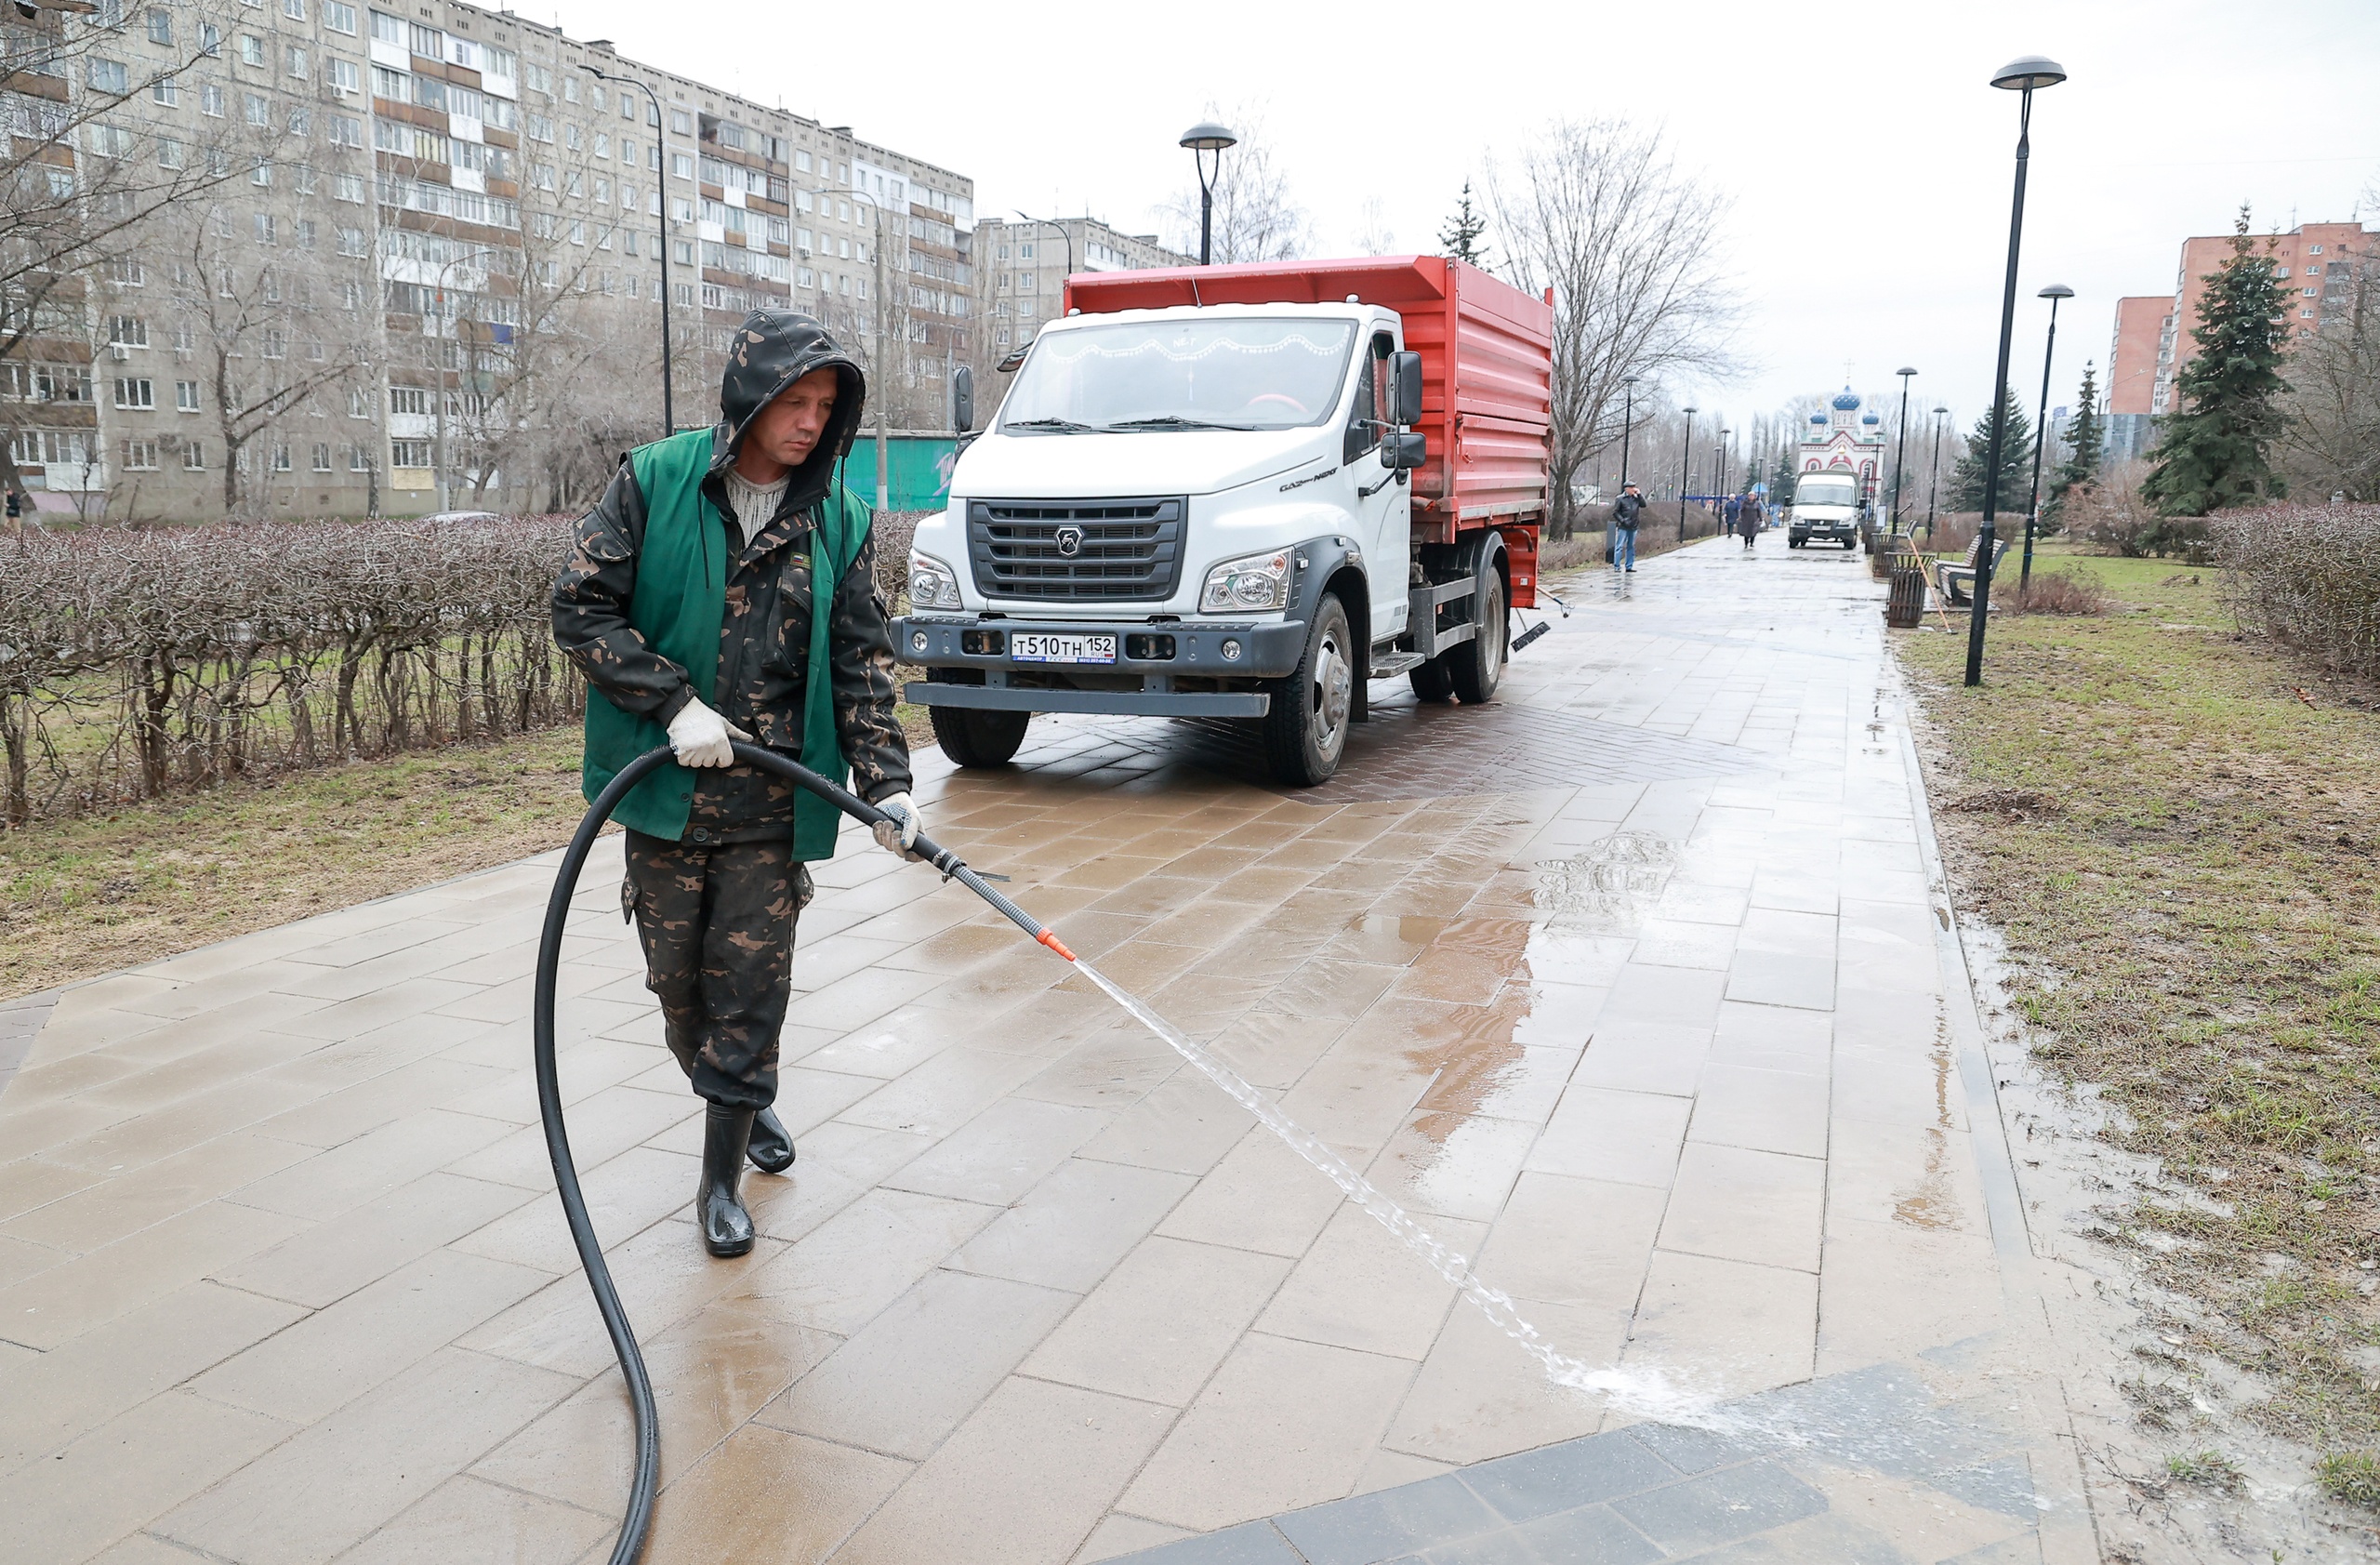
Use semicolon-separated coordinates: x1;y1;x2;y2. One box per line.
532;743;1070;1565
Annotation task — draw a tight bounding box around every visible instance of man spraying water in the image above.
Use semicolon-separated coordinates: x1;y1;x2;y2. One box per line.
552;309;923;1259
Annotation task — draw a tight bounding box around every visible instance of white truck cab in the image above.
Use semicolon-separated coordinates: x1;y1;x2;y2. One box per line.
898;300;1444;784
1786;472;1864;550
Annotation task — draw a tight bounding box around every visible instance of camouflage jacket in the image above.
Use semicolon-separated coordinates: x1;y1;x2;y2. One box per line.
553;312;910;841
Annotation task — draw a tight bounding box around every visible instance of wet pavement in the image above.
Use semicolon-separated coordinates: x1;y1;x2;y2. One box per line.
0;536;2093;1563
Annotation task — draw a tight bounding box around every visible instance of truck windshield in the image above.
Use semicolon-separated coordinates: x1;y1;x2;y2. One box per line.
1001;318;1357;433
1796;478;1858;509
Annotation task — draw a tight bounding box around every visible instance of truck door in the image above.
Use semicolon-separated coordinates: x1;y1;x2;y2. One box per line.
1342;329;1410;639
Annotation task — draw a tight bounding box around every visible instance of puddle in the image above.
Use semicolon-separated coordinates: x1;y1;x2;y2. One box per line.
1891;1009;1963;1231
1534;832;1678;934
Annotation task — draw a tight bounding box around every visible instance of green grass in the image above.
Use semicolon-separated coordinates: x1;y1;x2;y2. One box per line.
1898;546;2380;1445
2318;1450;2380;1506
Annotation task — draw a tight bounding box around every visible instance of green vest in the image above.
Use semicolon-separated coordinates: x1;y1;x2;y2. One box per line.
579;427;870;861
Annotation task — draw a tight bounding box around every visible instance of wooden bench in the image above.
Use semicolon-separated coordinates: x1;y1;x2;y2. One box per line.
1934;537;2009;608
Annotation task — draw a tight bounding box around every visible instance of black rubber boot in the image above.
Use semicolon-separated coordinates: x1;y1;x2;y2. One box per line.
698;1104;756;1257
747;1107;796;1174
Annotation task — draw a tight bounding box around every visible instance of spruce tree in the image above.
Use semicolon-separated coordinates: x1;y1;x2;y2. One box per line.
1947;389;2033;513
1438;181;1489;266
2142;206;2291;515
2041;362;2104;533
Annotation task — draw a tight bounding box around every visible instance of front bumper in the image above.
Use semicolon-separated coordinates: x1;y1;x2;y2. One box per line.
893;613;1309;681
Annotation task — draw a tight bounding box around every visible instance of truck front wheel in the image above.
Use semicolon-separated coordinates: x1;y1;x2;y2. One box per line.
1262;593;1354;787
1447;566;1506;705
1408;658;1455;703
929;705;1030;768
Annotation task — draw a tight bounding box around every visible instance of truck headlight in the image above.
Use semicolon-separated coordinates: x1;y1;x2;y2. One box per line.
908;550;961;610
1199;548;1292;614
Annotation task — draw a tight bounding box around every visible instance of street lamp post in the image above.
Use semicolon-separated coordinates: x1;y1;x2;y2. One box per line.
1925;405;1949;546
1618;376;1638;490
1716;431;1730;499
1889;366;1917;537
1679;405;1697;540
812;185;892;511
1965;53;2068;687
586;66;674;437
1178;121;1237;265
2020;284;2073;588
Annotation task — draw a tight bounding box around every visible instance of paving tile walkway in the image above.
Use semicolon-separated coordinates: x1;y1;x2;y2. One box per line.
0;536;2089;1564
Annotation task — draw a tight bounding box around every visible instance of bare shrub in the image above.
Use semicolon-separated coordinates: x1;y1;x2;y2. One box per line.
2067;461;2215;563
2214;502;2380;679
0;516;577;826
2001;567;2110;617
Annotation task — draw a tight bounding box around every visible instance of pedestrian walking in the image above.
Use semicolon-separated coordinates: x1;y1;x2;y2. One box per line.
1737;491;1763;549
1610;482;1645;572
553;309;919;1259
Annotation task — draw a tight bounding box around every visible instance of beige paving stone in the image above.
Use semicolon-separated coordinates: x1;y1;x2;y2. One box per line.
446;1082;697;1190
33;1070;332;1178
1022;1234;1289;1406
1258;1203;1485;1360
834;1376;1176;1565
1687;1060;1831;1158
0;1154;100;1227
1476;1171;1669;1312
219;1171;535;1307
247;1053;510;1148
1365;1110;1537;1224
1710;999;1832;1072
1072;1514;1193;1563
0;1131;317;1254
948;1156;1195;1293
736;1186;1000;1334
742;1121;936;1244
639;1425;912;1565
196;1246;551;1423
1818;1214;2008;1375
0;1388;295;1565
160;1347;575;1565
1119;1332;1414;1531
0;1280;304;1475
449;1144;699;1275
230;1107;516;1218
0;1231;66;1292
1566;1019;1712;1097
0;1197;306;1351
1382;1293;1626;1466
881;1096;1109;1204
473;1288;840;1511
1525;1084;1692;1188
336;1474;614;1565
1156;1123;1351;1258
840;1045;1050;1138
1074;1068;1252;1175
1623;1249;1817;1399
758;1267;1076;1457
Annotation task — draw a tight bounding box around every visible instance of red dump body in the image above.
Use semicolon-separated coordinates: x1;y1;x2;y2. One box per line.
1064;257;1554;605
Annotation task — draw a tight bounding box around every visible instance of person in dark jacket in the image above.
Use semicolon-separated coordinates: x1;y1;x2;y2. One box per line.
1737;491;1763;548
553;309;916;1258
1610;482;1646;572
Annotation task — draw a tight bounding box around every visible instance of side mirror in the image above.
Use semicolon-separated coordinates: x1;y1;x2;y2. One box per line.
1390;351;1423;426
1382;431;1426;471
951;365;974;435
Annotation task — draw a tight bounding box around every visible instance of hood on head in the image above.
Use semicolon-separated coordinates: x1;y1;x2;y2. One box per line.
712;309;866;501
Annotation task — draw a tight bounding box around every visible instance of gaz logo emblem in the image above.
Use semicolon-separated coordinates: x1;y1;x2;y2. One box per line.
1053;525;1084;558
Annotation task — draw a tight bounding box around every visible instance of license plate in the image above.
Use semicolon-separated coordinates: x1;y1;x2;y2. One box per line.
1011;632;1116;665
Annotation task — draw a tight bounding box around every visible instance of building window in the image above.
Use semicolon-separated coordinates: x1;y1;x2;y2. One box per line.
285;45;306;78
109;314;148;347
184;441;206;471
176;379;200;411
670;108;692;135
112;377;153;408
390;440;431;469
245;92;269;126
271;444;291;471
201;82;224;115
311;442;332;471
239;33;264;65
390;386;428;416
122;439;160;471
254;212;275;244
348;444;370;471
324;0;354;31
145;7;170;42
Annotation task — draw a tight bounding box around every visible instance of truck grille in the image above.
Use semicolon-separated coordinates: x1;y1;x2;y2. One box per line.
967;497;1187;603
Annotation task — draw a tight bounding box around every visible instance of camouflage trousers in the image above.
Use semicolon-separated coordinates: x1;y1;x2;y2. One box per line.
622;829;815;1111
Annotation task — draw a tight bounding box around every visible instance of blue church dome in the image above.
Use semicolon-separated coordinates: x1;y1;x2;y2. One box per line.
1831;388;1862;411
1861;412;1881;425
1808;412;1827;424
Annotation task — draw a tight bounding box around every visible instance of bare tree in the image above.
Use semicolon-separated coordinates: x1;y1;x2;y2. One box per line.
1488;120;1740;536
2276;227;2379;501
1159;103;1309;264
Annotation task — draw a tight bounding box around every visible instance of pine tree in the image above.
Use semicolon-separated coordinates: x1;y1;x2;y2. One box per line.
2040;362;2104;532
1947;389;2033;513
1438;181;1489;266
2142;206;2292;515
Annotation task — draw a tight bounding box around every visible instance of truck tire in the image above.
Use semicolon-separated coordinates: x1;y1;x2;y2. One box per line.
1447;566;1505;705
1262;593;1354;787
930;705;1030;768
1408;658;1455;703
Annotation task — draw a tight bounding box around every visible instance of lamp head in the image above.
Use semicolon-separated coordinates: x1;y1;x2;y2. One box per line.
1897;365;1918;377
585;64;607;79
2039;284;2075;300
1990;55;2067;91
1934;405;1950;415
1179;121;1238;153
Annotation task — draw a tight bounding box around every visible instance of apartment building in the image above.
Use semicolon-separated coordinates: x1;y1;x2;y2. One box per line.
2104;219;2370;468
972;217;1188;352
1;0;972;519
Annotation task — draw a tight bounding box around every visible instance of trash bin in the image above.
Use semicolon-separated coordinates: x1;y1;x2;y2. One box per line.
1885;565;1926;628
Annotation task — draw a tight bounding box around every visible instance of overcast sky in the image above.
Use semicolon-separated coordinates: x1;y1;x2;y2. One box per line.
553;0;2378;444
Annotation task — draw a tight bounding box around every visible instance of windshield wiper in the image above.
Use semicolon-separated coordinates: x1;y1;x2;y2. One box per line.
1003;417;1096;434
1100;415;1260;432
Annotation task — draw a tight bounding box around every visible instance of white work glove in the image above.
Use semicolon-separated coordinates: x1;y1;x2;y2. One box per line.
666;696;749;769
871;791;923;858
